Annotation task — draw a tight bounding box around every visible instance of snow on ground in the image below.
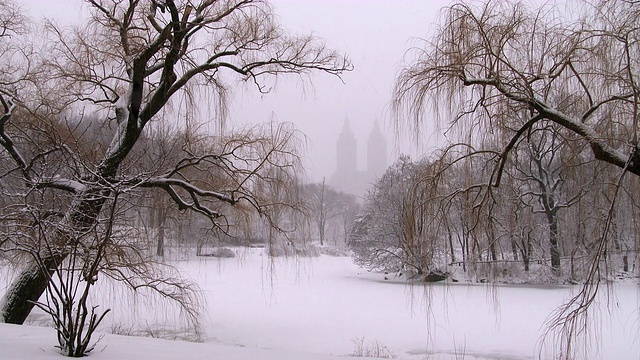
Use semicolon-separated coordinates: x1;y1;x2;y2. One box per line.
2;248;639;359
0;322;375;360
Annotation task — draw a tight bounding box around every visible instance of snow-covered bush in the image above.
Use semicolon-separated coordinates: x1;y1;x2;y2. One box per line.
318;246;350;257
29;210;116;357
197;247;235;258
267;242;320;257
349;156;440;276
351;337;397;359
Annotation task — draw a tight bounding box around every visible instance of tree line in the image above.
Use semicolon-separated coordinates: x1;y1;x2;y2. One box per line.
350;144;639;282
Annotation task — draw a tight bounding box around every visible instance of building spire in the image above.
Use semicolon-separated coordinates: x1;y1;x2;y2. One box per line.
367;118;387;180
341;116;353;136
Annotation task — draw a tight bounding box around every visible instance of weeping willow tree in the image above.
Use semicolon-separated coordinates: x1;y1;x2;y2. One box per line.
0;0;351;332
394;0;640;358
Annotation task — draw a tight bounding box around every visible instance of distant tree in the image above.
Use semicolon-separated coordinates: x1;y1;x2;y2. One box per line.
350;156;441;277
304;179;354;246
510;123;588;275
337;192;360;247
0;0;350;328
432;145;506;278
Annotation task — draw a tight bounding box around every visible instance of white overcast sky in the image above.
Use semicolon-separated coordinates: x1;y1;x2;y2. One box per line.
241;0;451;181
20;0;452;182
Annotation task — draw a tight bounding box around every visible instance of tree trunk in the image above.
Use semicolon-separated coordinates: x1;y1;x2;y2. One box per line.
448;230;455;263
156;207;166;257
548;212;561;275
488;221;498;261
319;178;326;246
510;213;519;261
156;224;165;257
1;186;108;324
1;253;65;324
520;228;532;272
570;248;577;280
461;232;468;272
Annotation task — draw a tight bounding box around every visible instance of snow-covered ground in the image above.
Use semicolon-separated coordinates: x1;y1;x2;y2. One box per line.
0;322;371;360
2;248;639;359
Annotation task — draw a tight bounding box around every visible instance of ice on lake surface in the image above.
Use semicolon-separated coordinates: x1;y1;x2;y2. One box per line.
2;248;638;359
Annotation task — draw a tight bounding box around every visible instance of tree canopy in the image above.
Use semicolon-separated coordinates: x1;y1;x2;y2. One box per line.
394;0;640;181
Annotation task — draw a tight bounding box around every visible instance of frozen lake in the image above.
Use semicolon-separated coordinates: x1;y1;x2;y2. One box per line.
100;249;639;360
3;249;639;359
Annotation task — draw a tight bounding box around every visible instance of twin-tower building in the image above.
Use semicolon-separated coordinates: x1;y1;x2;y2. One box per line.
329;118;388;197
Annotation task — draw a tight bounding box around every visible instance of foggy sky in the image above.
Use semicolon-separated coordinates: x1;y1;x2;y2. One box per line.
236;0;451;181
20;0;451;182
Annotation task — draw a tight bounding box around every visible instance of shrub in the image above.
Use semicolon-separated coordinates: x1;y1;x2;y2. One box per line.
197;247;235;258
267;243;320;257
351;337;398;359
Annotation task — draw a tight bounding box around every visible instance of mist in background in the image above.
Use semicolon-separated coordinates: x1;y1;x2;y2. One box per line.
233;0;449;182
21;0;450;183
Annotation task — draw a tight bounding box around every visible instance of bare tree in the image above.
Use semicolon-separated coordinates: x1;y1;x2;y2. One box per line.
31;194;118;357
350;156;444;278
337;192;359;247
0;0;350;325
393;0;640;357
304;179;352;246
395;1;640;179
510;124;588;275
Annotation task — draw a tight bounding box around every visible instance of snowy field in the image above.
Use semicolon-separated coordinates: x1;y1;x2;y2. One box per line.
2;248;639;359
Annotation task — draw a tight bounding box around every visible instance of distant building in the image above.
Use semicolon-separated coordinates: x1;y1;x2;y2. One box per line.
329;118;387;197
367;120;388;181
